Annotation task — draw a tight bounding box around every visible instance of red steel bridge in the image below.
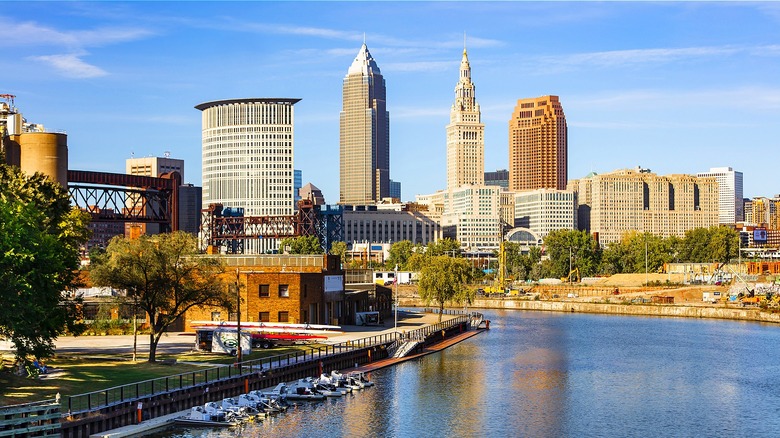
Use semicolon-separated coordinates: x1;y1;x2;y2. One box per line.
67;170;181;233
68;171;342;253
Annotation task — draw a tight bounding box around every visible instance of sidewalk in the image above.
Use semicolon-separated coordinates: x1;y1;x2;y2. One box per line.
0;310;459;356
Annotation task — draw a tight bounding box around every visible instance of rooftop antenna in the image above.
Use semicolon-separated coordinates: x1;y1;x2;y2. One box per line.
464;32;467;51
363;32;366;45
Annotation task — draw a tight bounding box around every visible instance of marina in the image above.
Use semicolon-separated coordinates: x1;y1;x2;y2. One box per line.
153;309;780;437
85;311;481;437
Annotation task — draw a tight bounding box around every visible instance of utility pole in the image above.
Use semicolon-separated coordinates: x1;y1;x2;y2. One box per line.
645;236;648;286
235;268;242;366
394;264;398;333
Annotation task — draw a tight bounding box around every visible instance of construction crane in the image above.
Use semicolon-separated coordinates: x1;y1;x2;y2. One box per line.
0;94;16;110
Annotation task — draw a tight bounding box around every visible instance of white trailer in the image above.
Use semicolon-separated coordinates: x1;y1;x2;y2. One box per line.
195;328;251;356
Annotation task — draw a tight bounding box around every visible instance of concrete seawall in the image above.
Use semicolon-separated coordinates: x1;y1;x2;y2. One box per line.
399;297;780;325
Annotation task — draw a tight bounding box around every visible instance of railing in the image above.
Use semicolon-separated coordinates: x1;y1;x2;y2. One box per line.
65;313;470;414
65;331;398;414
0;398;60;437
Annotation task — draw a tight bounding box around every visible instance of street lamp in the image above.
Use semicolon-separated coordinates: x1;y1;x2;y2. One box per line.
394;264;398;333
645;235;648;286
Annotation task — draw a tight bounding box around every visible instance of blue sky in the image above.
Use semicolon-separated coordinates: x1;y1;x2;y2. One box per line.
3;1;779;201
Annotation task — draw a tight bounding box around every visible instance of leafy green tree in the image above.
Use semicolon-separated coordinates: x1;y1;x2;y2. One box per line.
542;229;601;278
417;256;473;321
599;240;628;275
329;241;347;265
90;232;230;362
386;240;414;270
426;238;461;257
280;235;324;254
678;226;738;264
0;163;90;363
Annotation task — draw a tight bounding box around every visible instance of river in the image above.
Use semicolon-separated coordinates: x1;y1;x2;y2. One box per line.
158;309;780;437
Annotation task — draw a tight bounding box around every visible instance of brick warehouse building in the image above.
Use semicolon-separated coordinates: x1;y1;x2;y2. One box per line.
184;254;391;330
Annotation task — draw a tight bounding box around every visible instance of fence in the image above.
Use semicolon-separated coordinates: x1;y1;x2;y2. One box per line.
65;331;398;414
0;399;60;437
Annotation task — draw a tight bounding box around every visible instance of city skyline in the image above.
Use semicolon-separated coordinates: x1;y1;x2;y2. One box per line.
3;2;780;201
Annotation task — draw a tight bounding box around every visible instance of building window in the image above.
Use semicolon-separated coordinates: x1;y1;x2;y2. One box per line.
259;312;270;322
211;312;221;321
278;311;289;323
303;284;308;298
279;284;289;298
259;285;270;298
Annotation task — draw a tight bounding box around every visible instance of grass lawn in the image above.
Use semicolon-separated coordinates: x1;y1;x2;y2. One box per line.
0;344;324;407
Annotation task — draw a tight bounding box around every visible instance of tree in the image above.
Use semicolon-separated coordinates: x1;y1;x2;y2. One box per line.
417;256;473;321
279;235;323;254
0;163;90;363
542;229;601;278
426;238;461;257
329;241;347;266
90;232;230;362
386;240;414;270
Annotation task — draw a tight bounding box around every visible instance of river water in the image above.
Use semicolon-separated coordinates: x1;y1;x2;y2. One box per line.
159;309;780;437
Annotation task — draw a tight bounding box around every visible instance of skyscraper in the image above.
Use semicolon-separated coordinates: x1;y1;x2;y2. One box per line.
339;43;389;205
196;98;299;253
696;167;744;224
446;47;485;191
509;95;567;191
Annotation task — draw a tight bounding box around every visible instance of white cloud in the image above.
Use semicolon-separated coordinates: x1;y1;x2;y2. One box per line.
0;17;153;48
29;54;107;79
571;87;780;110
544;46;741;69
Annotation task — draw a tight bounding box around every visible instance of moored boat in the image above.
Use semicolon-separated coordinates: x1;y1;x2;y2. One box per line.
173;405;241;428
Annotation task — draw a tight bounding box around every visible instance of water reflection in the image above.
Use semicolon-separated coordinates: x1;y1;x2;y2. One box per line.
156;310;780;438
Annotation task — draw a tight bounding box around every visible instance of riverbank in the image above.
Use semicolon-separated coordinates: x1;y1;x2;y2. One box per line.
86;313;482;438
399;296;780;324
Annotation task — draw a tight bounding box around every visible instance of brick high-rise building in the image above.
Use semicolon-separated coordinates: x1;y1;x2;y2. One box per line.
339;43;389;205
509;95;567;191
446;47;484;191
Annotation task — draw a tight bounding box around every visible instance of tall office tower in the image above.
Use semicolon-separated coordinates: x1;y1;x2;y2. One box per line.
294;169;302;210
389;179;401;200
339;43;390;205
446;47;485;191
196;98;299;254
509;95;567;191
178;184;202;236
696;167;743;224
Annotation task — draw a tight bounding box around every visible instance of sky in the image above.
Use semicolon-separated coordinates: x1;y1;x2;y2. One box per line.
3;1;780;201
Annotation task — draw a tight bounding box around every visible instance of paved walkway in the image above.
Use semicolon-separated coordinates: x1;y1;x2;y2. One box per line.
353;329;485;374
0;310;456;356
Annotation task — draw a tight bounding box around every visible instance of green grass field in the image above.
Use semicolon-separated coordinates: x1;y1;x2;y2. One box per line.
0;344;323;407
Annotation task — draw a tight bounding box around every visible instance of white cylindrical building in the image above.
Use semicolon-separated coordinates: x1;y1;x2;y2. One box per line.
196;98;300;253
